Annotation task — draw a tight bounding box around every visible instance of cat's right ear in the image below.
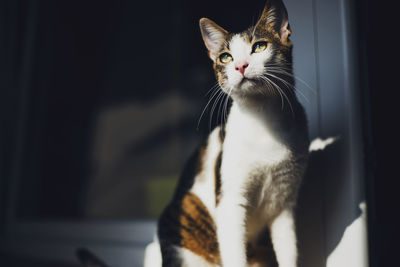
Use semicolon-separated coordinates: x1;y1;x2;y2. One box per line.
199;18;228;62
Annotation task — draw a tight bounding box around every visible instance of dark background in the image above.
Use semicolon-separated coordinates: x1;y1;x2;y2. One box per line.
353;0;399;266
0;0;272;221
1;0;399;266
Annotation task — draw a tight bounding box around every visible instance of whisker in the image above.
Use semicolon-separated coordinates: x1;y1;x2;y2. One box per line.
265;72;294;91
293;87;310;103
260;76;284;109
216;91;227;127
264;72;310;104
209;90;225;130
218;94;227;128
204;82;221;97
266;67;316;94
270;72;314;101
223;87;234;126
197;85;223;130
262;75;294;116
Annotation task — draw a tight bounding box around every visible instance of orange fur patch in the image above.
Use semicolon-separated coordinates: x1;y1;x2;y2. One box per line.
179;192;221;264
178;192;277;266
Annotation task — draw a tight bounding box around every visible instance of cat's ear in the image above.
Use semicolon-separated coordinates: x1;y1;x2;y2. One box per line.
256;0;291;44
199;18;228;62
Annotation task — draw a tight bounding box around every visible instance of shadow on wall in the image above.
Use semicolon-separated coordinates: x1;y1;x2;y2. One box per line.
297;137;367;267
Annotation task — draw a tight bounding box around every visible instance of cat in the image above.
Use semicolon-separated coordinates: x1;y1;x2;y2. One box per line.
155;0;309;266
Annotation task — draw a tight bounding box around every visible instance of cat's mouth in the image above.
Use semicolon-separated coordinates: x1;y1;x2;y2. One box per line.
239;77;256;85
235;77;259;93
234;77;269;97
238;77;262;89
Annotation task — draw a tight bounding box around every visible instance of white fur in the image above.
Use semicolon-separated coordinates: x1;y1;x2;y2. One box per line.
224;103;289;167
309;137;338;152
191;100;291;267
225;35;273;92
143;238;162;267
191;127;223;216
215;102;290;267
143;242;216;267
143;242;215;267
216;195;248;267
188;97;290;267
179;247;216;267
270;209;297;267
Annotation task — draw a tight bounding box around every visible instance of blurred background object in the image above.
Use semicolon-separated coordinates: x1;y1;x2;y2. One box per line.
0;0;396;266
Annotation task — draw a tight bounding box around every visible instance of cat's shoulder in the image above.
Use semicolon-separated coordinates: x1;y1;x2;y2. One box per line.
169;125;224;201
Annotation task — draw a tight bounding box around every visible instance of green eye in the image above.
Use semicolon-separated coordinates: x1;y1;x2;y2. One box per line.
252;41;268;53
219;52;233;64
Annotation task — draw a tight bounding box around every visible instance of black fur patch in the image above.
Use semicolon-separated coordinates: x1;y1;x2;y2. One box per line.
215;151;222;205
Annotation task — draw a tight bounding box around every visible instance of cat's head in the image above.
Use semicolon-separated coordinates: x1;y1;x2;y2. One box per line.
200;0;293;101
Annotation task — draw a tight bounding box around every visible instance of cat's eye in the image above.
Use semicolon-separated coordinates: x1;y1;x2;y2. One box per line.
219;53;233;64
252;41;268;53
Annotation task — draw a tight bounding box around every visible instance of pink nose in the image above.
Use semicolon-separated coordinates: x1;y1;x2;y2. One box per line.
235;62;249;75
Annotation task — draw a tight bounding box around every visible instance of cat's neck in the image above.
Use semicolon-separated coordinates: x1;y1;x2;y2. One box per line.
232;72;297;111
231;91;301;125
227;91;308;151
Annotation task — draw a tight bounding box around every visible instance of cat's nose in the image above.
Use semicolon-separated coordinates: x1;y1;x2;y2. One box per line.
235;62;249;75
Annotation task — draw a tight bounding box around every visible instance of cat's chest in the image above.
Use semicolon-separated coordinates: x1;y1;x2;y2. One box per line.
224;128;287;165
222;105;290;177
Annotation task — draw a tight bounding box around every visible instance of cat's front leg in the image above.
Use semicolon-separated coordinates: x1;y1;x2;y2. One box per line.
216;194;248;267
270;209;297;267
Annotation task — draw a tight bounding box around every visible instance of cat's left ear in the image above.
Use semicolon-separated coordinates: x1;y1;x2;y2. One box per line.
199;18;228;62
256;0;292;44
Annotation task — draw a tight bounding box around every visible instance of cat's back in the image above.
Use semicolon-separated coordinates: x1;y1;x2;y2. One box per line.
157;126;224;266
